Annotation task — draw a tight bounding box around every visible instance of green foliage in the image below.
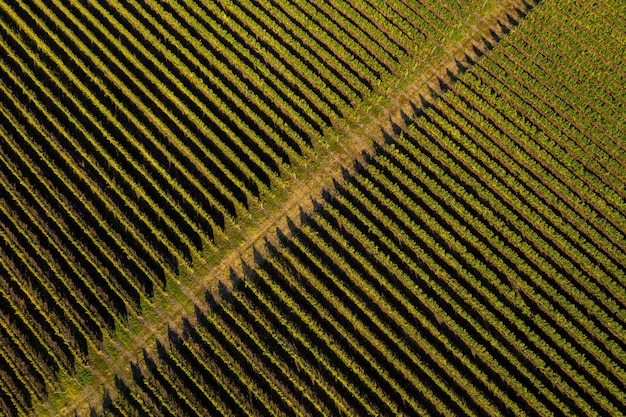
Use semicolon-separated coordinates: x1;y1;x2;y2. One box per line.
2;0;625;415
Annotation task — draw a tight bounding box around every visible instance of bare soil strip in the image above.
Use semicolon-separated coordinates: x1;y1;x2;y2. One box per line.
46;1;532;415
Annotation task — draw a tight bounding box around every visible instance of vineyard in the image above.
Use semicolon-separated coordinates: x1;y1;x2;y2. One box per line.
1;0;625;415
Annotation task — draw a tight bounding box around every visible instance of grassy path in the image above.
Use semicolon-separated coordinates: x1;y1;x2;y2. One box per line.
42;1;532;415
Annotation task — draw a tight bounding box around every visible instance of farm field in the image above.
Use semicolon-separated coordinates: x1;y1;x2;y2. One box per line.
1;0;625;415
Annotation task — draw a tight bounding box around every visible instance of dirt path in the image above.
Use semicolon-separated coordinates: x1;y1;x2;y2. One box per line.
48;1;531;415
